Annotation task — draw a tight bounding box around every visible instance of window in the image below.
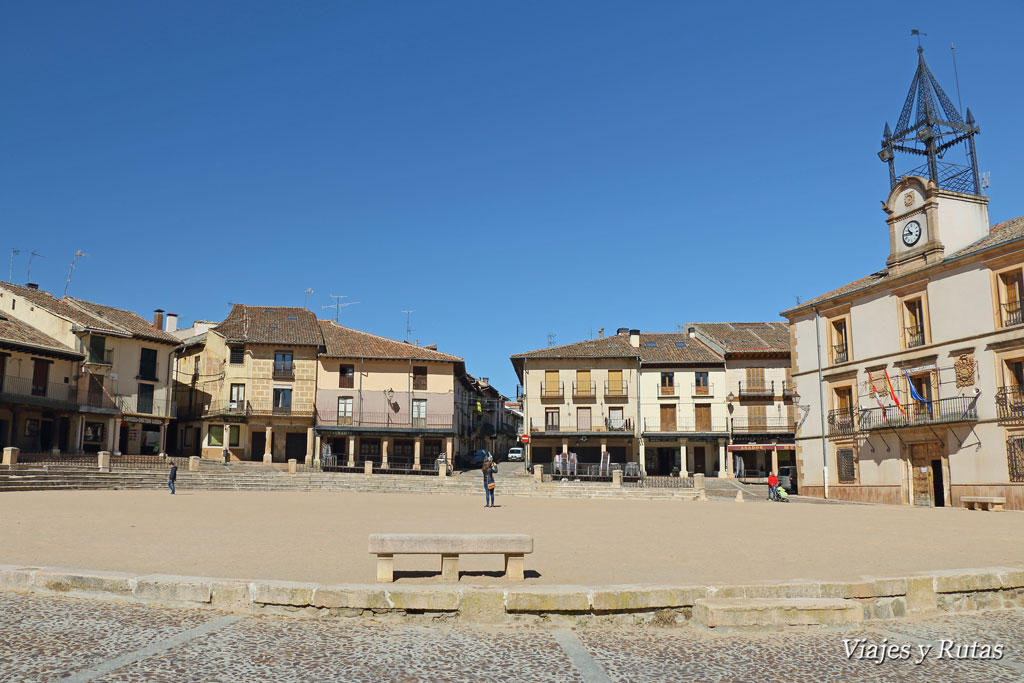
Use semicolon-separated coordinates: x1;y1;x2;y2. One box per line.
645;341;657;348
337;397;353;425
394;440;414;457
413;399;427;427
575;370;592;397
745;367;766;392
139;348;158;381
360;439;381;456
84;422;105;442
577;407;592;430
904;298;925;348
831;320;849;364
608;406;625;430
1009;436;1024;483
339;364;354;388
607;370;623;396
837;448;857;483
545;408;560;430
694;371;709;395
273;388;292;409
229;384;245;408
413;366;427;391
229;425;240;447
908;373;933;420
209;425;224;447
544;370;560;397
274;351;293;371
88;335;107;363
660;372;675;396
999;270;1023;327
748;405;767;429
229;347;245;364
137;383;155;414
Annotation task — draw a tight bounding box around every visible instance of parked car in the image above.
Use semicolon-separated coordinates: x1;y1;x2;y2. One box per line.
777;466;798;493
460;449;493;469
506;447;524;462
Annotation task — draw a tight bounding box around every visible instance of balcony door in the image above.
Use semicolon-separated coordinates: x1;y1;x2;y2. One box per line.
695;404;711;431
659;404;676;432
577;407;591;431
608;406;624;431
745;367;765;393
32;359;49;396
544;370;559;397
137;383;155;414
545;408;559;431
608;370;623;395
230;383;245;410
88;374;104;406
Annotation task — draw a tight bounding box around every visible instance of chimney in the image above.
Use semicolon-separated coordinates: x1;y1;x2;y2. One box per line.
598;327;604;339
616;327;629;335
629;329;640;348
153;308;165;330
166;312;178;332
26;283;39;290
688;326;696;338
479;377;489;386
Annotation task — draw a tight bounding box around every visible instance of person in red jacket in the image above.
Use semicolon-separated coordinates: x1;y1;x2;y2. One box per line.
767;472;779;501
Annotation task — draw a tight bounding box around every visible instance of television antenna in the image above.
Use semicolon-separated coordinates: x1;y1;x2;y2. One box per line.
547;333;556;347
401;309;415;342
322;294;359;323
981;171;990;191
8;249;21;282
63;250;87;297
304;288;314;307
26;250;45;282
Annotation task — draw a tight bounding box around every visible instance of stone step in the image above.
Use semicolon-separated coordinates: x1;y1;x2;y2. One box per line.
693;598;864;631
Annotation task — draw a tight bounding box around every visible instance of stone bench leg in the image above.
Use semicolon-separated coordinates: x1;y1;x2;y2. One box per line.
991;502;1004;511
441;553;459;582
376;554;394;583
964;501;976;510
504;553;525;581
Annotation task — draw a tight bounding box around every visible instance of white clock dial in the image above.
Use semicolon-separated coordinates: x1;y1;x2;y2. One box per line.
902;220;922;247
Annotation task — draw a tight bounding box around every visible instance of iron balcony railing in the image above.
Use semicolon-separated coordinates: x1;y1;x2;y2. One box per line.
572;380;597;399
731;417;796;433
204;400;251;418
272;362;295;380
906;325;925;348
642;416;728;433
781;381;795;398
316;410;453;429
833;345;849;364
738;380;774;398
995;386;1024;423
84;348;114;365
115;394;176;417
604;380;629;399
827;409;856;437
0;375;77;407
539;381;564;400
249;401;315;417
529;416;634;434
659;384;677;397
1003;301;1023;327
691;382;713;397
859;395;978;431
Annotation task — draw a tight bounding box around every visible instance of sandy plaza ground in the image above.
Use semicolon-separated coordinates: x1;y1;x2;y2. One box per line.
2;490;1023;586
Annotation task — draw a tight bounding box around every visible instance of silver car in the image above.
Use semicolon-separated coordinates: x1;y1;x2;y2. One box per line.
506;447;524;461
777;466;798;493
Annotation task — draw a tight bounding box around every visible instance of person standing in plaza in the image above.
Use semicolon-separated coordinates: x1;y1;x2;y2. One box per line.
482;457;497;507
168;462;177;495
767;471;778;501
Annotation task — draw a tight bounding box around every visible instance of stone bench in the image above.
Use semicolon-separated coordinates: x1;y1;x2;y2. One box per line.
368;533;533;583
961;496;1006;511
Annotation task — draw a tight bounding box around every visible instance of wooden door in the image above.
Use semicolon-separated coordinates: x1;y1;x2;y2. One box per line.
544;370;559;397
660;404;676;432
695;404;711;431
692;446;706;474
909;442;942;506
749;405;767;430
608;370;623;395
576;370;591;397
32;360;49;396
746;367;765;392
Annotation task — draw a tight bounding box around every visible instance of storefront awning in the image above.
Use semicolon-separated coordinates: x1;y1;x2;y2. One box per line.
728;443;796;452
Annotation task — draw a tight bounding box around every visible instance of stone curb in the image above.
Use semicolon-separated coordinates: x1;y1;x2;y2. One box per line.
1;563;1022;628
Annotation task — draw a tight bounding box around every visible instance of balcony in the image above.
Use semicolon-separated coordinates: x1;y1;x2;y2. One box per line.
827;409;856;437
205;400;251;418
0;375;77;408
732;417;795;434
529;416;634;434
272;362;295;381
603;380;629;400
859;395;978;431
642;416;728;434
996;386;1024;424
539;381;564;401
572;380;597;399
116;394;177;418
691;383;713;397
659;384;677;397
249;401;315;417
833;345;849;364
316;410;453;430
84;348;114;365
1003;302;1023;328
738;380;774;398
781;381;795;398
906;325;925;349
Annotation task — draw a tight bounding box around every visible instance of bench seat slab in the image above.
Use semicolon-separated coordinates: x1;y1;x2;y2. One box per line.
369;534;533;555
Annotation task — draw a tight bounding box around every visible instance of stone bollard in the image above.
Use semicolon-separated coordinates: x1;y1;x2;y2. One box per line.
612;469;623;487
438;460;447;478
364;460;373;476
533;464;544;483
735;490;744;503
693;473;705;490
97;451;110;471
51;447;61;455
263;453;272;465
188;456;200;472
288;459;297;474
2;446;20;466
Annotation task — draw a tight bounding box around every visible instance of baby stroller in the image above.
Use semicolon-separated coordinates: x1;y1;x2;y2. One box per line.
773;486;790;502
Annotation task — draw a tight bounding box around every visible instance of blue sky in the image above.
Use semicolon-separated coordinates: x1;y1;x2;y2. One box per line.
3;1;1023;397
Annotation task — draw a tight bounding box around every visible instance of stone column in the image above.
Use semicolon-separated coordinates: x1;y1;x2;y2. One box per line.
680;443;688;477
107;417;117;453
112;417;123;455
445;437;453;465
381;438;389;469
413;437;422;470
263;425;273;463
718;441;726;478
771;447;779;475
222;422;230;462
313;434;322;469
158;422;167;457
305;426;314;466
525;441;532;467
347;436;356;468
639;440;646;475
726;446;734;478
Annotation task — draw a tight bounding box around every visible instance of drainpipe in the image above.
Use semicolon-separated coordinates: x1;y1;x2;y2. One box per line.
635;358;642;474
358;357;364;425
813;306;829;499
408;359;412;427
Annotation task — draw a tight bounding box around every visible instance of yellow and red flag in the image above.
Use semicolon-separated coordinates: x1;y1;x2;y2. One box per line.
883;368;906;416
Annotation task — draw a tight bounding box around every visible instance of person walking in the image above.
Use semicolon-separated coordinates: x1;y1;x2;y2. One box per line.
482;457;497;507
168;462;177;495
767;471;778;501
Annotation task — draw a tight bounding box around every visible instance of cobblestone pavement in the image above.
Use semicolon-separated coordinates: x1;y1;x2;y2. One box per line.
1;593;1021;682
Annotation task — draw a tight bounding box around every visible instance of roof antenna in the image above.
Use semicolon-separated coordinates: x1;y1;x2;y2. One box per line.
401;309;415;342
322;294;359;324
8;249;21;282
911;28;927;48
547;333;556;347
26;250;45;283
304;288;314;308
950;42;965;116
63;250;87;297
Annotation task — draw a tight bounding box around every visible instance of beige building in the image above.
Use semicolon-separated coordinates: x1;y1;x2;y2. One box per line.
0;282;179;454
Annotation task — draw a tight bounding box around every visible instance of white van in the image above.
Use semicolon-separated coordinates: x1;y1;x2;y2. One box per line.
506;447;524;461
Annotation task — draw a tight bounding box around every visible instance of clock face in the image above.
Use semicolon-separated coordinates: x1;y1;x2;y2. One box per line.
902;220;922;247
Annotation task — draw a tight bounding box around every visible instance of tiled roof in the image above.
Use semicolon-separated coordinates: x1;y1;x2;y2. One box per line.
687;322;791;354
783;215;1024;316
67;298;179;344
510;333;723;364
0;282;122;335
213;305;322;346
0;314;82;358
510;335;640;360
318;320;462;362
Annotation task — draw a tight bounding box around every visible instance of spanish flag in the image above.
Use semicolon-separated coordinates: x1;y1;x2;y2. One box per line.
884;368;906;416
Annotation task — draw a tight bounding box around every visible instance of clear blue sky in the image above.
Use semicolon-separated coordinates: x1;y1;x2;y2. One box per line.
3;1;1023;397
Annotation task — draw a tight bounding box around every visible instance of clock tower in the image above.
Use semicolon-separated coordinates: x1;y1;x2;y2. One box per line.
878;47;989;274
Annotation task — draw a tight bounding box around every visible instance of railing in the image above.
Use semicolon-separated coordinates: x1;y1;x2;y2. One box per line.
691;383;712;397
249;402;315;417
833;345;848;364
116;395;176;417
110;455;191;470
604;381;629;399
572;381;597;399
14;451;95;467
738;380;774;398
205;400;251;418
781;381;795;398
906;325;925;348
529;417;634;433
859;395;978;430
320;454;438;476
1003;302;1023;327
629;475;695;489
80;389;118;410
642;417;728;433
0;375;77;406
540;381;564;399
731;417;795;433
659;384;677;396
827;409;856;437
996;386;1024;423
84;348;114;365
272;362;295;380
316;410;453;429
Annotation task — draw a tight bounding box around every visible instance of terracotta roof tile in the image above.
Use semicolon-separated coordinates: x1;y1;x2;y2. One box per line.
0;282;122;334
0;314;82;358
510;333;724;364
318;320;462;362
687;322;791;354
66;298;179;344
510;335;640;360
213;305;322;346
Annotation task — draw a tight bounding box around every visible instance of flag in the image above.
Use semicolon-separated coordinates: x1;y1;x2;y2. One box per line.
868;372;887;416
904;368;932;408
884;369;906;416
